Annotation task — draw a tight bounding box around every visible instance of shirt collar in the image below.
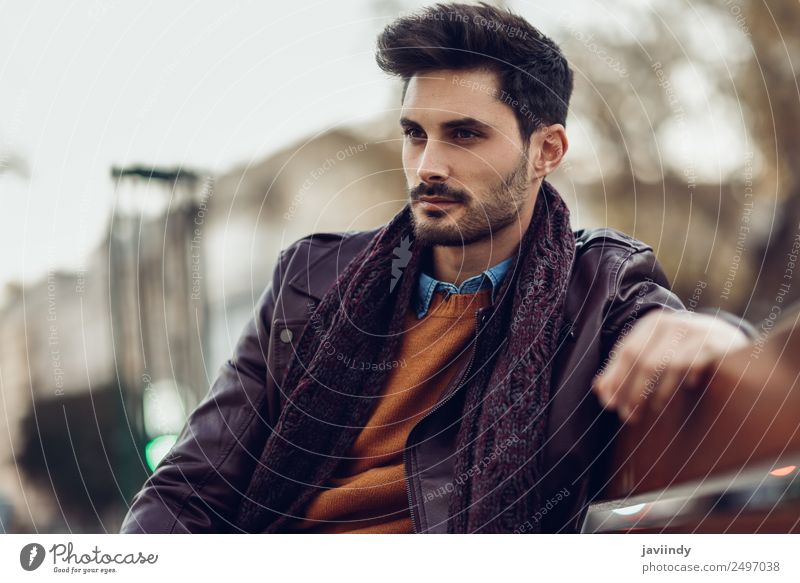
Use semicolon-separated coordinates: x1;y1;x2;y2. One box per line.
415;255;514;319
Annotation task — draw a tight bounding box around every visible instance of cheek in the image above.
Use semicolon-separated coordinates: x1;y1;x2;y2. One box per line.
475;156;519;185
462;166;496;193
401;146;416;180
462;150;502;177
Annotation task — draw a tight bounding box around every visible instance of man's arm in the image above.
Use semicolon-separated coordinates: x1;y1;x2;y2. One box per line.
119;247;289;533
593;254;754;424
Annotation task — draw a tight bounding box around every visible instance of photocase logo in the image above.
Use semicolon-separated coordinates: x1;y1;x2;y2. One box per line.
19;543;46;571
390;235;413;292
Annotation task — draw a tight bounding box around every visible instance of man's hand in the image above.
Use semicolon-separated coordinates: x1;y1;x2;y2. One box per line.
592;308;750;423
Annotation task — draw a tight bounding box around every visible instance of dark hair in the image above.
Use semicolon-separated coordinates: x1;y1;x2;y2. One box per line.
375;2;573;146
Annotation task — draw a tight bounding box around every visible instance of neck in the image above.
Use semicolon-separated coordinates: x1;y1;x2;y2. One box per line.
427;180;541;286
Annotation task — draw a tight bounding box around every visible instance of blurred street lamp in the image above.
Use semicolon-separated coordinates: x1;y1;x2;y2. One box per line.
109;166;210;471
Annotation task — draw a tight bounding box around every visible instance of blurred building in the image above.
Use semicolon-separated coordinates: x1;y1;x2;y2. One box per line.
0;167;213;532
0;248;122;533
204;117;406;370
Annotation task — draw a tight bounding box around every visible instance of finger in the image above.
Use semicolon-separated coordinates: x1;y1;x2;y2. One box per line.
592;356;614;405
682;357;714;392
598;347;637;409
619;333;674;420
649;360;685;412
617;318;676;416
614;351;649;420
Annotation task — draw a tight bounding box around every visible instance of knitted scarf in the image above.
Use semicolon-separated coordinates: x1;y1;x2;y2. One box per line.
234;180;575;533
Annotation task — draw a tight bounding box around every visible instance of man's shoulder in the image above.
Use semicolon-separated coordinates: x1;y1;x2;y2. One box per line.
272;227;383;302
573;227;653;255
279;227;381;261
278;225;656;271
570;227;674;307
572;227;664;289
269;224;671;315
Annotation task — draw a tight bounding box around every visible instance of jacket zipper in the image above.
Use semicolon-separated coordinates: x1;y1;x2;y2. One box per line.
403;308;484;533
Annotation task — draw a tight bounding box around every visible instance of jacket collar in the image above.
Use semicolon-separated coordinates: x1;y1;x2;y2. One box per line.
287;230;380;302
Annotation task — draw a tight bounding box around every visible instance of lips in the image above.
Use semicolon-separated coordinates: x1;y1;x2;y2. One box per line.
417;196;462;211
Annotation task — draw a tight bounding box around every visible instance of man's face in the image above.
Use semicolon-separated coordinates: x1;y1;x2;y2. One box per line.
400;68;534;247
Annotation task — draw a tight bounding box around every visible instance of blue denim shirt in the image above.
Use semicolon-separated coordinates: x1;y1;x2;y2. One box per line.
415;255;514;319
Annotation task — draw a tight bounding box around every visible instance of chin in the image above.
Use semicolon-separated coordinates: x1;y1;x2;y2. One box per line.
412;223;487;247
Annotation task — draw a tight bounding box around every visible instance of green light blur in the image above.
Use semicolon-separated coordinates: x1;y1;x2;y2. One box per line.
144;434;179;471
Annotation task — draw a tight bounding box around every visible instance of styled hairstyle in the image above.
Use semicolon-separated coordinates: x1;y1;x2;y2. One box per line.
375;1;573;147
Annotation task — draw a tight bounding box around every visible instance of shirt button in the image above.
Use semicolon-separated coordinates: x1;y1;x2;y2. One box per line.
279;328;294;343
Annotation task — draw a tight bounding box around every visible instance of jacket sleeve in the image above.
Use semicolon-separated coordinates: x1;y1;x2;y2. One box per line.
696;307;758;340
602;246;685;343
119;247;290;533
602;247;756;344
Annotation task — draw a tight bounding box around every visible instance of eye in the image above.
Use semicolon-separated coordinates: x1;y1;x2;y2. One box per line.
454;129;480;140
403;127;425;141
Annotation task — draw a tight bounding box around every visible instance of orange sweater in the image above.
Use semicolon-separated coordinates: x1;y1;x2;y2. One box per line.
284;289;491;533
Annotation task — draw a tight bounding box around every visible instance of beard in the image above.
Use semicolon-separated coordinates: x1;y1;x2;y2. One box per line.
409;154;532;247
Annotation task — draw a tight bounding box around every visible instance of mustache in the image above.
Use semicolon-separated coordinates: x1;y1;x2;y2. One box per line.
409;182;468;203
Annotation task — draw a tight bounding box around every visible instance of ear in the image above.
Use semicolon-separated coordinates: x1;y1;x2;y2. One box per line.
530;124;568;178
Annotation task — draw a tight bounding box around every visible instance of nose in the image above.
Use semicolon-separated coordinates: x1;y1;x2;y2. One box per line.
416;140;450;185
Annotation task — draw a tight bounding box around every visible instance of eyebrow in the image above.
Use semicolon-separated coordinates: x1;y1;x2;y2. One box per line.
399;116;494;132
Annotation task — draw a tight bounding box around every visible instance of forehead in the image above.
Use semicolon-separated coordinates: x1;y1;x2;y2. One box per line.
400;68;512;124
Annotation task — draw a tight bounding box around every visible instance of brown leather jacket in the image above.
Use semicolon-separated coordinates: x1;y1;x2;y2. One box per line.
120;226;689;533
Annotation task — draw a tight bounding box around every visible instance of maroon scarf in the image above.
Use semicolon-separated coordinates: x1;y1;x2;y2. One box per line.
234;180;575;533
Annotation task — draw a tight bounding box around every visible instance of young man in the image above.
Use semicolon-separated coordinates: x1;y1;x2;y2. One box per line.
120;2;751;534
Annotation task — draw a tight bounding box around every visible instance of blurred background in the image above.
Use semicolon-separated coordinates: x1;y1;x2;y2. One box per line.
0;0;798;532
